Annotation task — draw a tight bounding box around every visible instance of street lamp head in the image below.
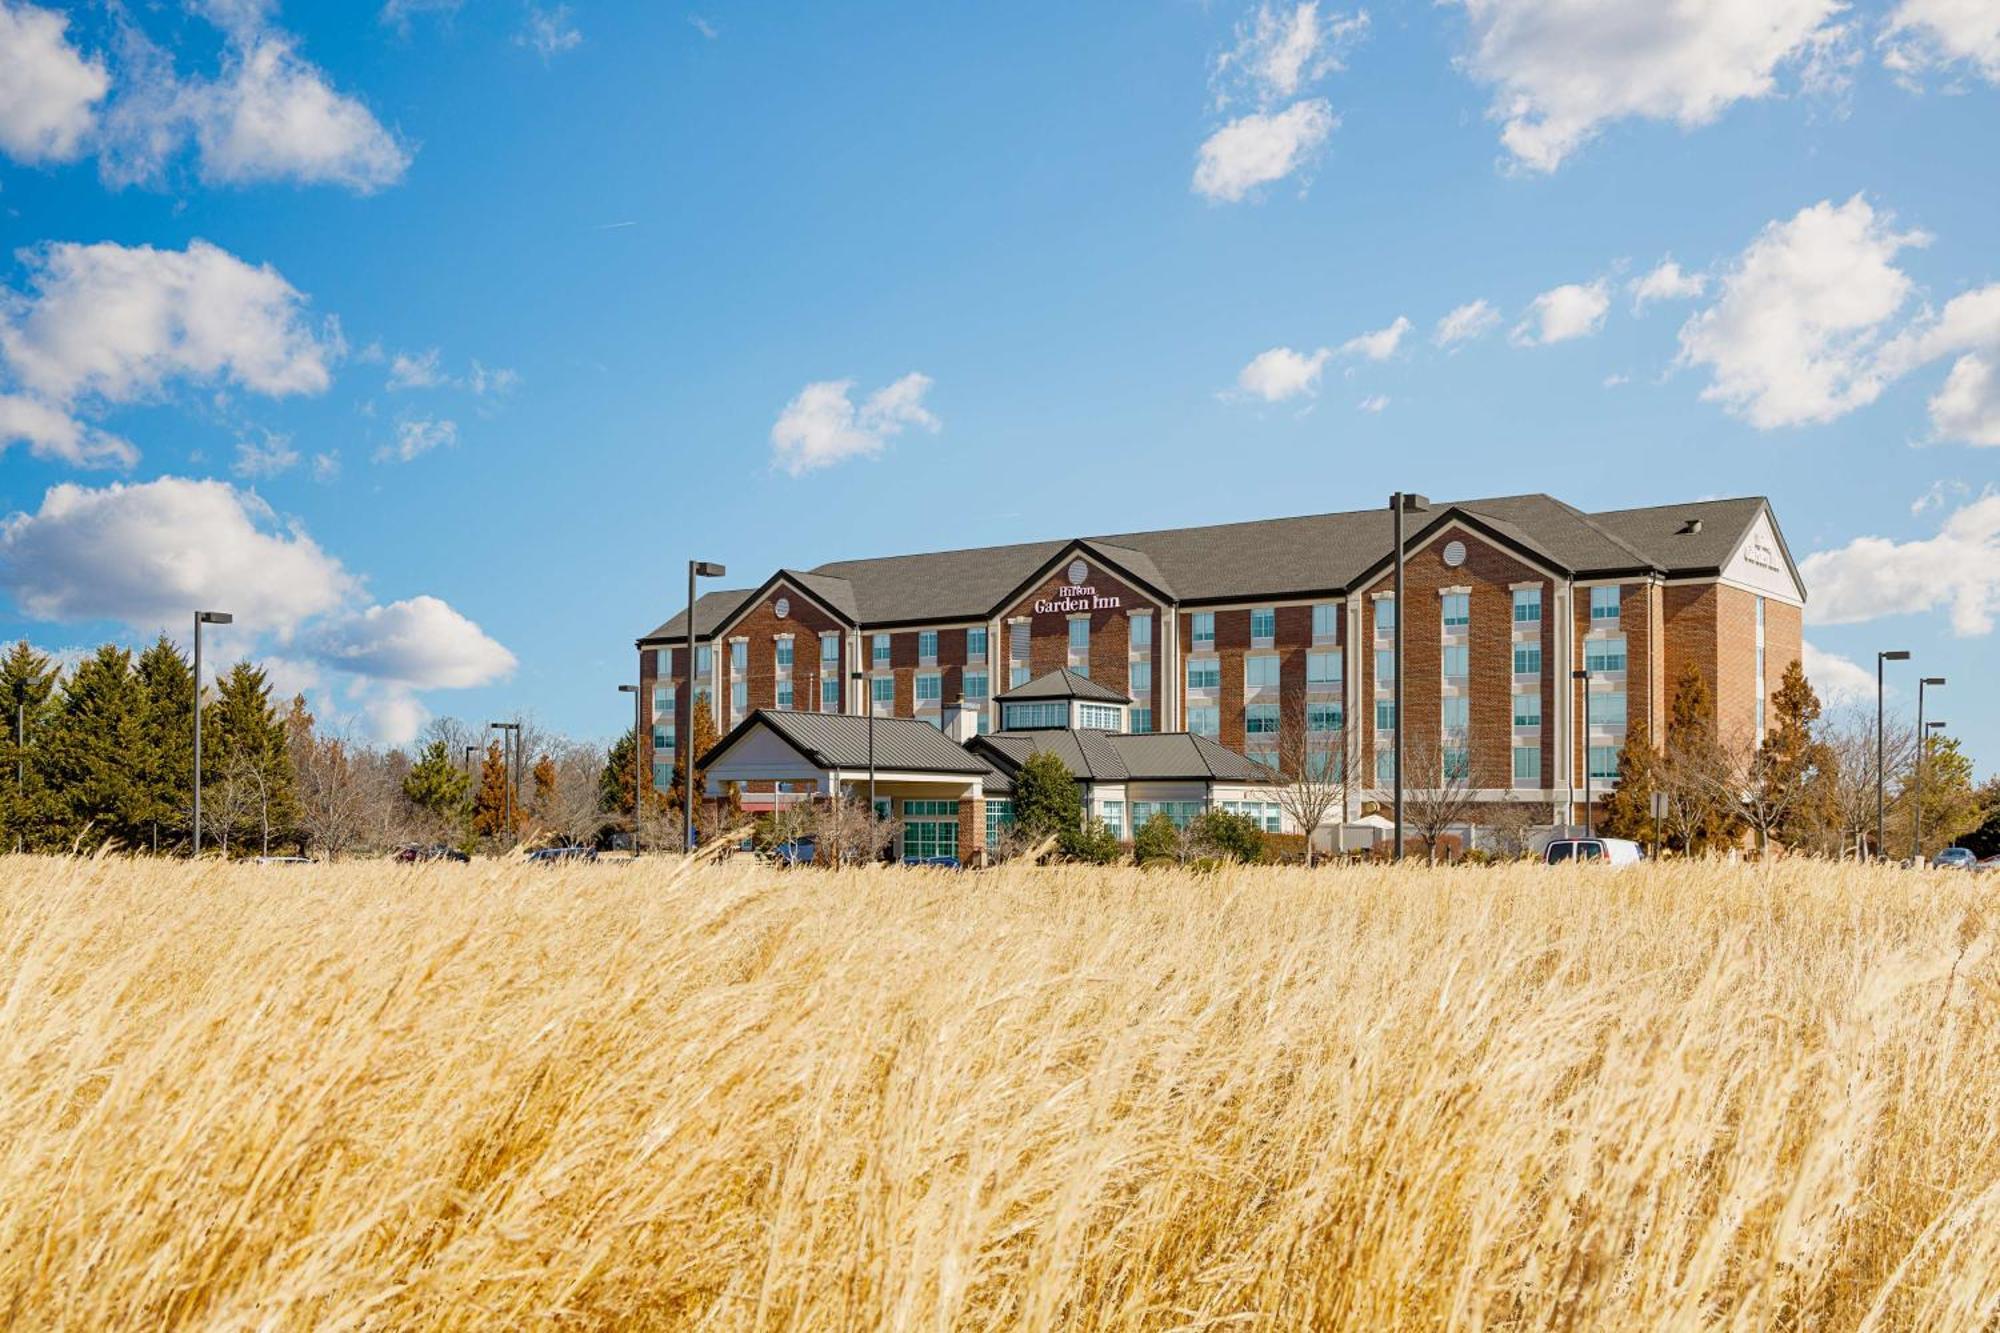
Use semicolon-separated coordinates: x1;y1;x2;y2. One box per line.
1927;720;1948;730
196;610;233;625
1390;492;1429;511
691;560;727;578
850;669;863;683
617;683;638;694
1571;668;1589;681
1922;676;1946;686
1880;650;1911;662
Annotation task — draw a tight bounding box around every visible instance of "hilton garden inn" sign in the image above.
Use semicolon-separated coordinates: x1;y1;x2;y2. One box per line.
1033;560;1123;616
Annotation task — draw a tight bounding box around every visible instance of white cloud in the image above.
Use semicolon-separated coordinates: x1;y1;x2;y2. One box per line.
378;416;457;463
519;4;582;61
1602;372;1630;388
1926;354;2000;445
183;36;411;191
1630;258;1708;311
1678;195;1926;429
380;0;464;32
1878;282;2000;446
387;347;443;389
0;2;109;164
0;393;136;468
1911;478;1969;515
1511;280;1610;345
1434;298;1501;347
1235;346;1331;402
359;687;429;746
0;238;338;405
1339;315;1411;361
1193;99;1336;203
309;595;515;690
468;361;519;395
1451;0;1847;171
1800;641;1876;706
688;14;718;40
231;432;299;478
1882;0;2000;86
311;450;341;483
0;476;355;632
1358;393;1389;413
770;372;938;475
1800;494;2000;636
1214;3;1370;105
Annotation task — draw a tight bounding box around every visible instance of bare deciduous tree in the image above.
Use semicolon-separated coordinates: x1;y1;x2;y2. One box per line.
1269;696;1352;865
1403;724;1478;863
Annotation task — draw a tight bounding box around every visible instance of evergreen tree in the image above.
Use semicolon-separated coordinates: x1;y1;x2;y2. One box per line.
1660;663;1737;854
133;635;195;853
42;645;148;850
402;739;472;841
661;704;722;818
1890;732;1982;859
1762;660;1835;851
1964;778;2000;860
205;661;300;855
1012;748;1082;840
1133;812;1179;865
600;728;641;816
1597;717;1660;845
531;753;559;828
471;740;516;839
0;640;62;851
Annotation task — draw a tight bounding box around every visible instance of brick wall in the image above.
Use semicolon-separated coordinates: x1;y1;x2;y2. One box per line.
1000;561;1159;704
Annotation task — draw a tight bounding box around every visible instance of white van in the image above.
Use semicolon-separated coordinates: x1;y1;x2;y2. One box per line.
1542;837;1644;867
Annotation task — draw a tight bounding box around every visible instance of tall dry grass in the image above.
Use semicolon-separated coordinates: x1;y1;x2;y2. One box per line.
2;854;1998;1330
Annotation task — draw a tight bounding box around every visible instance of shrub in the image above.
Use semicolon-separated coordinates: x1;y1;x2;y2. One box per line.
1059;819;1123;865
1133;812;1180;865
1194;810;1266;864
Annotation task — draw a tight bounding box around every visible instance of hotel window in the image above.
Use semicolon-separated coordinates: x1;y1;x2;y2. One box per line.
1375;750;1394;785
1099;801;1124;840
775;680;793;710
1513;644;1542;675
985;799;1015;845
1513;587;1542;623
695;644;712;677
1003;700;1068;729
1187;660;1221;691
653;682;672;715
1251;607;1276;642
1309;750;1344;780
1375;700;1397;732
1130;707;1153;733
1591;585;1622;621
1585;636;1627;673
1068;617;1090;662
652;723;672;751
1513;693;1541;727
1130;659;1151;693
1307;651;1341;687
655;646;670;675
901;808;959;863
1078;703;1123;731
730;680;747;714
1246;745;1278;772
1375;649;1395;686
1308;701;1342;733
652;761;673;791
1441;593;1470;628
1245;655;1280;690
775;637;793;669
1011;665;1031;688
729;640;746;673
1192;612;1215;649
821;634;840;668
918;630;938;663
915;672;941;704
1513;746;1541;784
1441;696;1469;734
1010;621;1029;663
1188;706;1219;737
1442;644;1469;679
1312;602;1339;642
1443;747;1470;781
1588;746;1620;781
872;633;891;667
1375;597;1396;633
967;626;987;660
1246;703;1279;735
821;678;840;712
964;670;988;701
870;676;893;711
1594;690;1627;729
1130;614;1151;649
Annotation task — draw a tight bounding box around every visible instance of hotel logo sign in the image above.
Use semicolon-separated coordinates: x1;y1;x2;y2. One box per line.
1035;561;1122;616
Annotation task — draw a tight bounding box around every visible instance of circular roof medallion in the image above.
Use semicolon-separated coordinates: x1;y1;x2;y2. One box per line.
1067;558;1089;585
774;597;790;619
1442;540;1467;568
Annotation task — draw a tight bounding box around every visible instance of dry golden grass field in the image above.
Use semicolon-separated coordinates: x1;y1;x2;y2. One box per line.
2;855;1998;1330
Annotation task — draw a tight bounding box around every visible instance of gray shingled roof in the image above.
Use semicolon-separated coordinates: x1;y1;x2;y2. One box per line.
995;668;1131;703
703;710;997;775
643;493;1786;640
974;729;1275;784
642;587;756;643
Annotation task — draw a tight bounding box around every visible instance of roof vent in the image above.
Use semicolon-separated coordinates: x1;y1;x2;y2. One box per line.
1678;518;1703;535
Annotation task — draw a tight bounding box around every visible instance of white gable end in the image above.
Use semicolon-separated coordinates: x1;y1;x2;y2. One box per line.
1721;510;1804;605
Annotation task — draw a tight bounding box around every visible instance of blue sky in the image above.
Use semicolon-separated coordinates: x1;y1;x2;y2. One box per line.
0;0;1995;768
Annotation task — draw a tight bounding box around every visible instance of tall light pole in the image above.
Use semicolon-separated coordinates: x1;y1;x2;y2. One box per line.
1915;690;1946;862
851;669;876;819
464;744;477;778
619;682;642;856
192;609;233;856
1572;668;1592;836
1875;650;1909;860
1387;492;1426;861
684;559;727;854
487;721;519;841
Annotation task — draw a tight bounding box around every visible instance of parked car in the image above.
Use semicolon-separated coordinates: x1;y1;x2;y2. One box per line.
768;837;817;866
394;844;470;863
1543;837;1644;867
527;845;598;864
253;856;314;866
1932;847;1979;870
903;854;964;869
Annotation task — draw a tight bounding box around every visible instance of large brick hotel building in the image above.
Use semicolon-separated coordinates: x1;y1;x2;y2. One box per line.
637;493;1805;835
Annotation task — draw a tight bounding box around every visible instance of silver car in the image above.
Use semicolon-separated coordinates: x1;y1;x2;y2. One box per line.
1932;847;1979;870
